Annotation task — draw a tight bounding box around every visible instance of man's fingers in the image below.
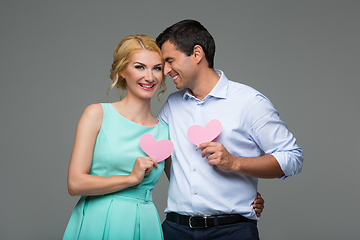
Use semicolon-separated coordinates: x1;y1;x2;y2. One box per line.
207;159;218;166
201;146;218;158
197;142;218;150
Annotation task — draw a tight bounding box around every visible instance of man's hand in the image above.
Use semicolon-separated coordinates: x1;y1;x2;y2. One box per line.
197;142;236;172
198;142;284;178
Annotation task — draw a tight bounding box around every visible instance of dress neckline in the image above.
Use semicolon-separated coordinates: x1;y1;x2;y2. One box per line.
108;103;160;128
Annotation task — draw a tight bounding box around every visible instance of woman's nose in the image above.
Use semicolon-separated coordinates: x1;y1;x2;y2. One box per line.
144;69;154;82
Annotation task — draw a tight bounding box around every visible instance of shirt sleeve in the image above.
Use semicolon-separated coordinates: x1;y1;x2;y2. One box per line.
156;100;170;125
246;93;304;179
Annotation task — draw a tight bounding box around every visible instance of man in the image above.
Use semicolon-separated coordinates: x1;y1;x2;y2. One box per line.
156;20;303;240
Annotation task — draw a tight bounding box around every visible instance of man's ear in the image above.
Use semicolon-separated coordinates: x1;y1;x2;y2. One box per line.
192;45;204;64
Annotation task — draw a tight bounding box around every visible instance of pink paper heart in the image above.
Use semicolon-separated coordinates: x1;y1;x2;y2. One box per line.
139;133;174;162
187;119;222;146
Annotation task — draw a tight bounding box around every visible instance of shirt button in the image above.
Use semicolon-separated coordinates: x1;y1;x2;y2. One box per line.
198;103;203;106
193;168;196;171
194;191;197;195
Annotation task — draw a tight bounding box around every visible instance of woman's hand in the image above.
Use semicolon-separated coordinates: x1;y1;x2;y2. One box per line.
252;192;265;217
129;157;158;185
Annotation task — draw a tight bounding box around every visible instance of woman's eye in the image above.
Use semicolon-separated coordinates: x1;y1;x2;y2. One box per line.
135;65;144;70
154;66;162;71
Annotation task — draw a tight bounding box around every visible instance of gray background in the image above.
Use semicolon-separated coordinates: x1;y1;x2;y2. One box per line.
1;1;359;239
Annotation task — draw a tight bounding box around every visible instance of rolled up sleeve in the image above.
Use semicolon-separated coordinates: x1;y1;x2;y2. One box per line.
248;94;304;179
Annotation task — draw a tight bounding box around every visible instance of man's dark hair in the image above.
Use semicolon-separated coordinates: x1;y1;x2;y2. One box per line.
156;19;216;68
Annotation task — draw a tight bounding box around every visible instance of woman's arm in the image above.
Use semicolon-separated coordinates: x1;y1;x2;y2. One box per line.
67;104;158;196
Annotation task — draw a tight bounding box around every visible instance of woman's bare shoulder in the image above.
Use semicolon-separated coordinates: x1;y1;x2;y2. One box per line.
79;103;104;125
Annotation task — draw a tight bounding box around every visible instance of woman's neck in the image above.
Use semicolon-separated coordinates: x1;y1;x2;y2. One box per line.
113;95;157;126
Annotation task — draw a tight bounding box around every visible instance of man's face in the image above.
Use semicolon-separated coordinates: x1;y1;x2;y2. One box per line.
161;40;197;90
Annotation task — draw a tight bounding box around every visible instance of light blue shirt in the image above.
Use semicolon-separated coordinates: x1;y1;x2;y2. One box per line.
157;70;303;220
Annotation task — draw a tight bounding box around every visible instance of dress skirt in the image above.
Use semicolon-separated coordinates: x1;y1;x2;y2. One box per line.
63;187;164;240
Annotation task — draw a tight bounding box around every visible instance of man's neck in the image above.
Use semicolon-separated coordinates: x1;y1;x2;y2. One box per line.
189;69;220;101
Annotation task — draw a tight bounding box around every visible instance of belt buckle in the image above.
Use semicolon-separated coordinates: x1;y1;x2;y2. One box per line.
189;216;207;229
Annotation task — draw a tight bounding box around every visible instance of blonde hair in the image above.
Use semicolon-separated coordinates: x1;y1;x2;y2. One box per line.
108;34;166;101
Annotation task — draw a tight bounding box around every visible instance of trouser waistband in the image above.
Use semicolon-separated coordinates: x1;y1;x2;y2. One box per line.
166;212;256;229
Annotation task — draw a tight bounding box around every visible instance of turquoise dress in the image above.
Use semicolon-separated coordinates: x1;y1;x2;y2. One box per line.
63;103;167;240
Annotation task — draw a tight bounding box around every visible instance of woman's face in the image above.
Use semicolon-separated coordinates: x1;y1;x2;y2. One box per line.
121;49;163;100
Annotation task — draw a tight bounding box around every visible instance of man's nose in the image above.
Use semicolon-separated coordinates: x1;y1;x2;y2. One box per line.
164;62;172;76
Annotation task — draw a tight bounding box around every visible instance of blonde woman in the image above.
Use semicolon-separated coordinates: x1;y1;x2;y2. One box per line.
63;35;168;239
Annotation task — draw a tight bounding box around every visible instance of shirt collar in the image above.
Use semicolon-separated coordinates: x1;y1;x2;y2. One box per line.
183;69;228;100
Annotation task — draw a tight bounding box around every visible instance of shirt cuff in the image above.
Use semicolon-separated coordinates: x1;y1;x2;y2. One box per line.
272;150;304;179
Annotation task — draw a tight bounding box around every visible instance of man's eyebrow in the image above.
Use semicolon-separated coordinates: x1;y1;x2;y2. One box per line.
164;57;173;62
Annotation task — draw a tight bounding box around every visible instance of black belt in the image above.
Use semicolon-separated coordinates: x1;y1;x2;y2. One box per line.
166;212;256;229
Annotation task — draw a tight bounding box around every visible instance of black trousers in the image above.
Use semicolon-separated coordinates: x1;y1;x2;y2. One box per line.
162;219;260;240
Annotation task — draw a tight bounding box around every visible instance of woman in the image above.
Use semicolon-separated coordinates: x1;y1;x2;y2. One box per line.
63;35;168;240
63;34;264;240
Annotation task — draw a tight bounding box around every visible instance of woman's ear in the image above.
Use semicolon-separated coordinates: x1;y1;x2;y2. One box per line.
119;69;125;79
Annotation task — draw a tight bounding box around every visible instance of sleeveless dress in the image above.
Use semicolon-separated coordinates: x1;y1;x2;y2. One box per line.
63;103;168;240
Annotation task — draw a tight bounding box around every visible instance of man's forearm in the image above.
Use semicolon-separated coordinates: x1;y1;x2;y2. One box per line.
230;154;284;178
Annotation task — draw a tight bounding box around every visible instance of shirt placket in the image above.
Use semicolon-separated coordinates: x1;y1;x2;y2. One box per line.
190;97;206;215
